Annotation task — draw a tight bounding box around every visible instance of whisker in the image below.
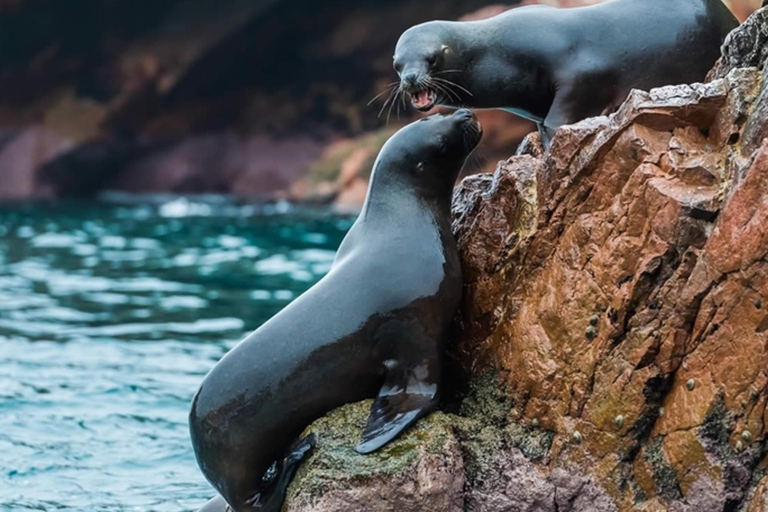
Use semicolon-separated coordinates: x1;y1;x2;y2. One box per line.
386;88;400;126
432;77;473;97
378;86;399;118
472;149;488;173
433;69;462;75
368;85;397;106
426;77;458;101
431;77;463;103
431;84;452;101
428;79;459;102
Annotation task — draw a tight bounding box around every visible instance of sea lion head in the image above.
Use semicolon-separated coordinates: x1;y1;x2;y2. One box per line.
374;109;482;196
394;22;466;112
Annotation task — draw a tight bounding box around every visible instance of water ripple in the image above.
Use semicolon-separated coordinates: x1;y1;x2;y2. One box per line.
0;199;353;511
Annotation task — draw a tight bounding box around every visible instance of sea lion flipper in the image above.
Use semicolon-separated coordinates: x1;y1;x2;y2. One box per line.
355;361;438;454
195;495;230;512
243;434;317;512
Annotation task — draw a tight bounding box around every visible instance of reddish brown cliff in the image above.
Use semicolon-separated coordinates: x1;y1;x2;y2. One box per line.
450;6;768;509
286;7;768;512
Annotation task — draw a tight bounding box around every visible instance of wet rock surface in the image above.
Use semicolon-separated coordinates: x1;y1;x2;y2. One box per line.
287;7;768;511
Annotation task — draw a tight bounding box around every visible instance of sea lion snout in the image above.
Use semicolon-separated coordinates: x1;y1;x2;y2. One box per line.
453;108;474;122
398;70;437;112
452;109;482;150
402;72;419;86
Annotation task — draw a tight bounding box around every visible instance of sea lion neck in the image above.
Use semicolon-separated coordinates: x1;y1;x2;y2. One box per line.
359;160;453;224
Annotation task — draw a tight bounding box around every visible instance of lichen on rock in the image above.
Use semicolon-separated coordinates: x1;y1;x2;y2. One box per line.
284;401;465;512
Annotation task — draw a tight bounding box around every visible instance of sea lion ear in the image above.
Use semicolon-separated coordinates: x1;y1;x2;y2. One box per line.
441;44;449;52
416;162;425;172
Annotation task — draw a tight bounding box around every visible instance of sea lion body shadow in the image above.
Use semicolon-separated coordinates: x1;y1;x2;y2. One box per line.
189;110;482;512
394;0;739;145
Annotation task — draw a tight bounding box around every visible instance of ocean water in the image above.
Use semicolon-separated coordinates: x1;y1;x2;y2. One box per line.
0;198;354;512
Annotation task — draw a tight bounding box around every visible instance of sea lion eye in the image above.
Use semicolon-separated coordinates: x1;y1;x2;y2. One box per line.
427;54;438;66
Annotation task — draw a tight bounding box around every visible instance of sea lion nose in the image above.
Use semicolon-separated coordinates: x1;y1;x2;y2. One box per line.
403;72;419;85
454;108;475;121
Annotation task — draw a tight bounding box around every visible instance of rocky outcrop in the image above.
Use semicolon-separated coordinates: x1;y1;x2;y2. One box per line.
286;402;466;512
286;6;768;511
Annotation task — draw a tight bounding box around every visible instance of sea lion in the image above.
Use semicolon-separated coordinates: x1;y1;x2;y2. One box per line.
393;0;739;145
189;109;482;512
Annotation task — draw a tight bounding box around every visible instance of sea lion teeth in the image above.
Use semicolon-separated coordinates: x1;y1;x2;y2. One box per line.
411;89;436;110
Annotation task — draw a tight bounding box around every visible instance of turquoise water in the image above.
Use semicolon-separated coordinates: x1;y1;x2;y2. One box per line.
0;198;354;512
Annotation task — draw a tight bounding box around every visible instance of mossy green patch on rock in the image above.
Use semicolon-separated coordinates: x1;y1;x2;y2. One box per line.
458;370;513;426
285;400;459;510
699;393;736;459
644;437;683;500
452;417;505;483
283;367;555;511
503;422;555;461
451;416;554;483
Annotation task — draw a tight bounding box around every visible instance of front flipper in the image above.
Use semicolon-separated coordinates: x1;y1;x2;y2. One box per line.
356;360;438;454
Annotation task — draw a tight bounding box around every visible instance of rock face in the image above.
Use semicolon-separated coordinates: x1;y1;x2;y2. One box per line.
287;7;768;512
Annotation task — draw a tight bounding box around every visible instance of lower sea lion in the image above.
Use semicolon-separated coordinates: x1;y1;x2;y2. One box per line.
392;0;739;145
189;109;482;512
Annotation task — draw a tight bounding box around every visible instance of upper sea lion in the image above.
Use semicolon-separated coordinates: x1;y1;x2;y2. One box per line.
189;109;483;512
392;0;739;145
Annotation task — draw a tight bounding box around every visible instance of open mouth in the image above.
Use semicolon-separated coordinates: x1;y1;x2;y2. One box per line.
409;88;438;111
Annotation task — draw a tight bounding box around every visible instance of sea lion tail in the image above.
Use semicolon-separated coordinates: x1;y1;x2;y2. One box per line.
245;433;317;512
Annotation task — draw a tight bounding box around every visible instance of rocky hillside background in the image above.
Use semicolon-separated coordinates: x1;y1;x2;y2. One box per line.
283;5;768;512
0;0;520;201
0;0;761;203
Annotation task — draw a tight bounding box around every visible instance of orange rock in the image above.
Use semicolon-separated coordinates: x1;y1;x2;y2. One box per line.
450;7;768;509
747;475;768;512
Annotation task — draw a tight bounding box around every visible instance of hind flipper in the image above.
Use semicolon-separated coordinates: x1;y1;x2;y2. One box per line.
196;495;231;512
356;359;438;454
245;434;317;512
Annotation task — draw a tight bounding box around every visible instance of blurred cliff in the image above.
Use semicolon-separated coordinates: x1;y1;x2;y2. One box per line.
0;0;518;201
0;0;760;203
